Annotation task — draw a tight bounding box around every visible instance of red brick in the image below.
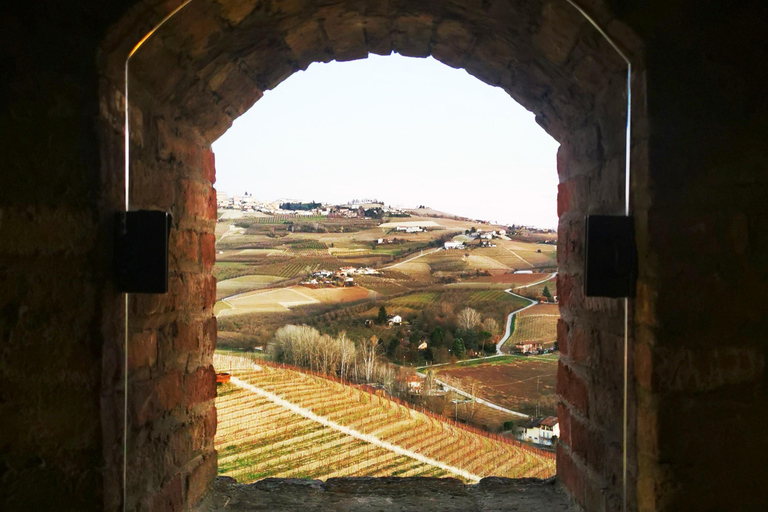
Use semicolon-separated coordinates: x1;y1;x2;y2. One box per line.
167;426;194;470
557;181;573;217
157;370;184;411
129;330;157;370
202;148;216;184
170;229;199;268
557;445;604;512
202;317;217;354
203;403;217;440
186;455;217;508
568;324;591;365
557;319;569;356
556;361;589;415
146;474;183;512
181;180;216;221
184;365;216;407
570;414;605;473
201;233;215;269
132;370;183;425
174;321;200;353
556;273;580;310
556;145;569;180
203;274;216;310
556;401;571;446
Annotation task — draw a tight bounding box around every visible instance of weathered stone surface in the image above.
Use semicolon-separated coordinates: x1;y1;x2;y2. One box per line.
195;477;571;511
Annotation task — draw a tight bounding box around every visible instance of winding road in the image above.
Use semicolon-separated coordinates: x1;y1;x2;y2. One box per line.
496;272;557;354
417;272;558;419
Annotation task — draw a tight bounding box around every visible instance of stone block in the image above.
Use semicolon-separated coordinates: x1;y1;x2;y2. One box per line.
285;20;331;69
214;0;256;26
431;20;475;69
321;9;368;62
392;15;433;58
532;1;585;65
363;16;393;56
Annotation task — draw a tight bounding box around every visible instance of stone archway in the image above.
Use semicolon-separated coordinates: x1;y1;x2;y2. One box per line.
97;1;645;510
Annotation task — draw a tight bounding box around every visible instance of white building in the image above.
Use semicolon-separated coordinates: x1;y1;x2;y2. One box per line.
520;416;560;446
388;315;402;325
444;241;465;250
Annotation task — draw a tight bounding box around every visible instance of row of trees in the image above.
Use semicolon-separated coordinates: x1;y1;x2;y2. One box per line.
269;324;396;386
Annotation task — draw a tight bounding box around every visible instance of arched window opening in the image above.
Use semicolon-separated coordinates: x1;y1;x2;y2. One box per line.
211;54;560;483
101;1;640;510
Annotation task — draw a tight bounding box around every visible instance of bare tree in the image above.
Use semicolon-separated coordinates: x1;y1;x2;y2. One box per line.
457;307;482;330
481;317;500;336
337;331;356;380
359;335;380;383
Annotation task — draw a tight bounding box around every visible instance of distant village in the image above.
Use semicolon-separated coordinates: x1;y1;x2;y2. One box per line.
216;192;557;238
216;193;409;218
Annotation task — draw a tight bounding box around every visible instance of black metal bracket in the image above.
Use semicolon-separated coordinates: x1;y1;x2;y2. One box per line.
115;210;172;294
584;215;637;298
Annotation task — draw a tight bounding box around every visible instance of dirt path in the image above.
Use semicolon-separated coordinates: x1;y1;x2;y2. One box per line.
230;375;482;482
382;247;441;270
501;245;533;267
433;378;529;419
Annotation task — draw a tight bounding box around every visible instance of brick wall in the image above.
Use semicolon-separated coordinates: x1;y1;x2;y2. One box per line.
3;1;766;512
98;2;640;511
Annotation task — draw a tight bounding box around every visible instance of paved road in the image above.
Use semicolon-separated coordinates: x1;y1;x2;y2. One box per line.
495;289;538;354
516;272;557;289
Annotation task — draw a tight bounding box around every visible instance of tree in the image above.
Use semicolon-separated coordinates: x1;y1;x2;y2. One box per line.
386;336;399;356
429;326;445;348
376;305;388;325
478;330;493;353
481;318;500;337
542;285;552;301
360;335;380;382
453;338;466;359
457;307;482;331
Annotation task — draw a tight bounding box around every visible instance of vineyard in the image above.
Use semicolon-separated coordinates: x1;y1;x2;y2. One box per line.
468;289;525;304
214;356;555;484
387;292;441;308
508;307;559;347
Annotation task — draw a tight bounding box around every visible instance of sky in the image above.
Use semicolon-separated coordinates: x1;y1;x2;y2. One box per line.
212;54;560;228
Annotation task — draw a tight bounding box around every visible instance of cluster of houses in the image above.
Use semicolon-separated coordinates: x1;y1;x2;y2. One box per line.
513;341;544;354
301;266;379;287
216;194;413;220
217;192;332;216
394;225;424;233
518;416;559;447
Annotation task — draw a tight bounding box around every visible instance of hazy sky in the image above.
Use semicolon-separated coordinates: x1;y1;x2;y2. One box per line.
212;54;560;228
